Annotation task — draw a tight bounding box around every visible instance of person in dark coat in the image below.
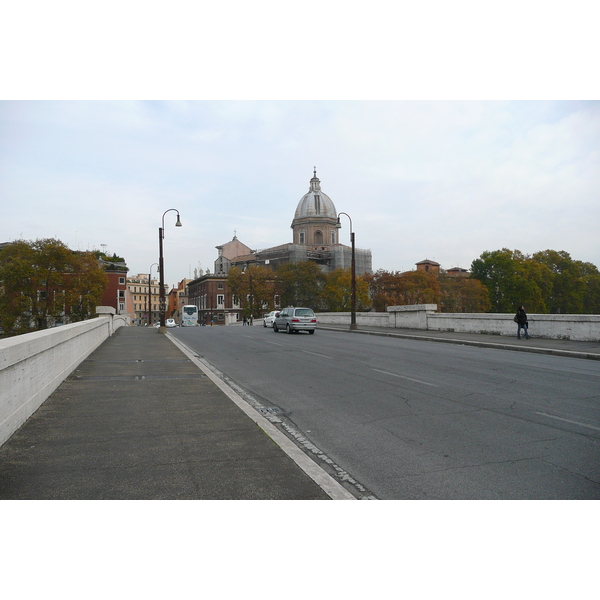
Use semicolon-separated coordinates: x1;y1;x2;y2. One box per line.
515;305;530;339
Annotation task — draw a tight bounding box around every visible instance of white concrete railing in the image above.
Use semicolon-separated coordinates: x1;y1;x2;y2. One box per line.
0;308;128;447
316;305;600;342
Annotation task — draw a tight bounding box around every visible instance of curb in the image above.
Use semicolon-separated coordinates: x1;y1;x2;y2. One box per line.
166;333;357;500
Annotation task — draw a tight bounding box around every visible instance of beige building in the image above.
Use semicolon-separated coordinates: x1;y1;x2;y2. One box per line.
127;273;168;326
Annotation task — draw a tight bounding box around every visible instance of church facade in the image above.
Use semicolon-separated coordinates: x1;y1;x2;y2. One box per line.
216;170;372;275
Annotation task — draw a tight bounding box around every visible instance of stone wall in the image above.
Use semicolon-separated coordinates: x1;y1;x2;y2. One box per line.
316;306;600;342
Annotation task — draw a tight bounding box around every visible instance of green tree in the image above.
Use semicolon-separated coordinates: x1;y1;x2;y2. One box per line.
532;250;589;314
321;269;371;312
0;240;36;335
0;238;108;336
65;251;109;321
470;248;551;313
579;262;600;314
274;261;326;309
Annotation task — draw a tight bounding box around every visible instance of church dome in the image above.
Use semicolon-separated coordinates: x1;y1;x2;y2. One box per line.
293;169;337;220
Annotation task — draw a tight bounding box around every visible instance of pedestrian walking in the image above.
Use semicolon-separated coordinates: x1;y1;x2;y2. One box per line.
515;305;530;339
243;316;247;326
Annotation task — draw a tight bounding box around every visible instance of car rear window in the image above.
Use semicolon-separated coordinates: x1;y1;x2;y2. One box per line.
294;308;315;317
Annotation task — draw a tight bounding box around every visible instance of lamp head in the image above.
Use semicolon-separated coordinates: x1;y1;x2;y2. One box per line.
175;214;182;227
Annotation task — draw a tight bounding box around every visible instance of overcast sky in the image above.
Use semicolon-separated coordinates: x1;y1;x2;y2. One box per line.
2;4;599;290
1;100;598;286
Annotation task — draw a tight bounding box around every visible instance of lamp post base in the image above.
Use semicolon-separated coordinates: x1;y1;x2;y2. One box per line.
158;326;167;334
350;323;358;331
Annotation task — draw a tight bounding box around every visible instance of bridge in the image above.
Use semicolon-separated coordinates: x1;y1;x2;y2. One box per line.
1;307;599;499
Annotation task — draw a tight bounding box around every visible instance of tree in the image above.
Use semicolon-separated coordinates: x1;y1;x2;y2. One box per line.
65;251;109;321
398;271;441;305
438;274;491;313
0;241;36;335
320;269;371;312
579;262;600;315
471;248;600;314
274;261;326;309
470;248;551;313
0;238;108;336
227;265;277;317
364;270;405;312
365;269;440;311
532;250;589;314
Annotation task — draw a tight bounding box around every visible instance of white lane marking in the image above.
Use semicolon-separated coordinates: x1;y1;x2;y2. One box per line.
535;412;600;432
302;350;334;360
265;340;285;347
371;368;438;387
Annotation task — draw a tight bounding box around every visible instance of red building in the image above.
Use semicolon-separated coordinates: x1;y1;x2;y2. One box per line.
99;260;129;314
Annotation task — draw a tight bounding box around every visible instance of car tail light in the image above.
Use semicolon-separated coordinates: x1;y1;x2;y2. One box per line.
291;318;300;322
311;318;316;323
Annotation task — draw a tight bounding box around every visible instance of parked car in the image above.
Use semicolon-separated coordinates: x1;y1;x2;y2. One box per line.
273;307;316;334
263;311;280;327
166;319;177;328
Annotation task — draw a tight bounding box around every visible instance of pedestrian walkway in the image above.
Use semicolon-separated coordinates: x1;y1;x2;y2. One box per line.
319;323;600;361
0;327;341;500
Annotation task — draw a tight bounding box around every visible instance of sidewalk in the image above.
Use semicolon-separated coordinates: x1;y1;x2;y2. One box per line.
319;323;600;361
0;327;341;500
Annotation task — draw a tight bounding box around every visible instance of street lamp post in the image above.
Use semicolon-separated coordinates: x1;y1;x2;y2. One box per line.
158;209;182;333
336;212;357;330
147;262;158;326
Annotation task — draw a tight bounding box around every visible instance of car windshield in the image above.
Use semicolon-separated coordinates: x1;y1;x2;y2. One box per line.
295;308;314;317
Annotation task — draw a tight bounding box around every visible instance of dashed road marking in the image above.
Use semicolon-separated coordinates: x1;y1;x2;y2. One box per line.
302;350;334;360
371;368;438;387
535;412;600;432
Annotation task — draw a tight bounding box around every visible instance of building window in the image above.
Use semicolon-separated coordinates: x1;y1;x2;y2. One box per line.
119;277;125;285
331;230;336;244
218;283;223;289
217;294;224;307
299;231;305;244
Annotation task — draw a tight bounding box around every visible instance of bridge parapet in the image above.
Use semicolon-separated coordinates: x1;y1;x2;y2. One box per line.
0;307;128;447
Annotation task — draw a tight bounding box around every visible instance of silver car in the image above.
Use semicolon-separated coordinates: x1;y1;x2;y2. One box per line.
263;311;280;327
273;307;316;334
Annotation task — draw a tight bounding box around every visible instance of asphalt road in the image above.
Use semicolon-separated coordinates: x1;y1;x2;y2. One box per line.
171;324;600;499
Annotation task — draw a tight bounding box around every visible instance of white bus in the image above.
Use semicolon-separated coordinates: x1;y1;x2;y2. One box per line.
181;305;199;326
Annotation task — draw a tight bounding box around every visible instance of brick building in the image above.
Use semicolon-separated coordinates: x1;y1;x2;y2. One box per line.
187;273;241;325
